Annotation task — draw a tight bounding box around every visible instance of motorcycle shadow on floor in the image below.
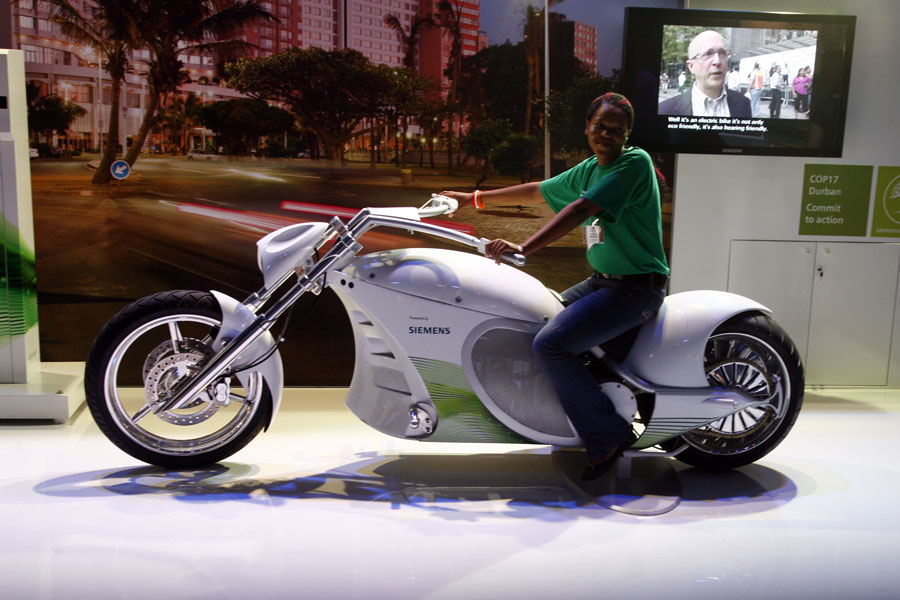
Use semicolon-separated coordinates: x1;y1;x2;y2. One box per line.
31;452;798;518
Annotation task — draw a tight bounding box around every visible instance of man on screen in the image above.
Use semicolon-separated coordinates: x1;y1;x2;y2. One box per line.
658;30;751;118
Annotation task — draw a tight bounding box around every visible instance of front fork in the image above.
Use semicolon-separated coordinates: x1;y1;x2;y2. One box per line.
208;291;285;426
150;224;359;416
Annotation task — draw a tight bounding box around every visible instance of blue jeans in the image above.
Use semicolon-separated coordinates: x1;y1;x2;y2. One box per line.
532;274;665;460
750;88;762;117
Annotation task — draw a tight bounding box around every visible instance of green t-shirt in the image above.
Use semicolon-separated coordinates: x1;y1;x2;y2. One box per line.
539;146;669;276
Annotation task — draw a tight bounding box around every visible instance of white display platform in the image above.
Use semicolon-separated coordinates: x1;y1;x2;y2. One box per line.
0;387;896;599
0;362;85;422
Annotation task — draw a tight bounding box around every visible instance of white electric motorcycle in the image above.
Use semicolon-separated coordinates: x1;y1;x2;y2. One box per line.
84;195;804;470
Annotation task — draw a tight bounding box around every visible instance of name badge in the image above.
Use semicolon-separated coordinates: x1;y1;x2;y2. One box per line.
584;219;603;248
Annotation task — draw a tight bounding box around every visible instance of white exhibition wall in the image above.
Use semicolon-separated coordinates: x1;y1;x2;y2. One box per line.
671;0;900;386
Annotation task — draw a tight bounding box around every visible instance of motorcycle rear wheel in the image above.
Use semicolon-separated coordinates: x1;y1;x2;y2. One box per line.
673;312;804;470
85;290;272;468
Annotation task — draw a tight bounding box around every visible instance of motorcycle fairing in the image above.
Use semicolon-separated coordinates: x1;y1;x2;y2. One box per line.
460;317;582;446
622;290;771;387
408;356;532;443
332;248;568;443
332;250;775;450
334;250;638;446
331;270;534;443
210;291;284;423
339;248;562;322
256;222;330;291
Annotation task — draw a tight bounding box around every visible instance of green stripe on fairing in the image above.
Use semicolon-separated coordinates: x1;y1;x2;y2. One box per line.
410;357;531;443
1;216;39;344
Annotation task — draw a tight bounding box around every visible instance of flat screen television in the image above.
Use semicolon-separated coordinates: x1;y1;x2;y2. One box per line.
622;8;856;157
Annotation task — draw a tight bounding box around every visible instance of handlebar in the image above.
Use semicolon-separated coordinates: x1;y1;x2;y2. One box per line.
345;197;527;268
421;195;525;266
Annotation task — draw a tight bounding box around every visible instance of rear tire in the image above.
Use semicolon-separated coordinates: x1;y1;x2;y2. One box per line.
674;312;804;470
85;290;272;468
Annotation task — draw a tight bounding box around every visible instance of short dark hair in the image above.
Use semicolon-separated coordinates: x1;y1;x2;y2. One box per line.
585;93;635;131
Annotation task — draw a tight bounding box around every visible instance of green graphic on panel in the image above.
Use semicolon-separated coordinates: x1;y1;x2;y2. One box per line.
798;164;872;236
1;216;39;345
410;357;530;444
870;166;900;238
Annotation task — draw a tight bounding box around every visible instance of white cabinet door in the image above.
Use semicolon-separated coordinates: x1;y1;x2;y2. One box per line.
806;243;900;385
728;241;900;386
728;240;816;365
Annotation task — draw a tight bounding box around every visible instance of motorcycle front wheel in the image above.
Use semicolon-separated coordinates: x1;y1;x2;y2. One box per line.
84;290;272;468
674;312;804;470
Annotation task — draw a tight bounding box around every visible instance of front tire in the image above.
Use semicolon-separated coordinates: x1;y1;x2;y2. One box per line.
675;312;804;470
85;290;272;468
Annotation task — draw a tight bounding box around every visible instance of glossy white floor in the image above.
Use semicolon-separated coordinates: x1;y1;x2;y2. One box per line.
1;387;898;600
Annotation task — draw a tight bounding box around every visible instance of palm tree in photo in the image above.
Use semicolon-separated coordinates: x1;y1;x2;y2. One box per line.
45;0;143;184
436;0;463;174
161;92;206;153
384;12;435;167
384;12;435;72
415;98;450;169
123;0;275;167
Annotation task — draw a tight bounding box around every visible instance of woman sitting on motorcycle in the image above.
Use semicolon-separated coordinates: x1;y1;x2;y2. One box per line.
442;92;669;480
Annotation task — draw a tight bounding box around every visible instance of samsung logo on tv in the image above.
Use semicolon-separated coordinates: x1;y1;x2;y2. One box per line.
721;148;744;154
409;326;451;335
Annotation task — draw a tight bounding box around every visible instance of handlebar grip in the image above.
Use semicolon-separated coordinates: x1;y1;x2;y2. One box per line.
475;237;525;266
502;253;526;267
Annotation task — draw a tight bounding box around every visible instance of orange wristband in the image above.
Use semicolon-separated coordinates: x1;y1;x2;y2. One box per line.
473;190;485;210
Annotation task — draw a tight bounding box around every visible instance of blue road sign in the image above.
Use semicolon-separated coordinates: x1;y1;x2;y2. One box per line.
111;160;130;180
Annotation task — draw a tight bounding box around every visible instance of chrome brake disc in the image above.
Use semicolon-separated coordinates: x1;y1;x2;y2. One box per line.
142;338;209;383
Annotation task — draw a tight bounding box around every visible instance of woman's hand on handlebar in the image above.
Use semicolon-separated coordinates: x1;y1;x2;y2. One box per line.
484;239;524;264
439;190;474;209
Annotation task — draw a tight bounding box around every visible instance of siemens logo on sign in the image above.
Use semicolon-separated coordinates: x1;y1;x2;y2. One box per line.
409;326;451;335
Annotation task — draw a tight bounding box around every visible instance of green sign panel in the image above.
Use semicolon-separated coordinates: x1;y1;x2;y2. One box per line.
870;166;900;237
799;164;873;236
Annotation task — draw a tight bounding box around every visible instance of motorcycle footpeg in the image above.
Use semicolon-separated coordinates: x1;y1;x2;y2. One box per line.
406;402;438;438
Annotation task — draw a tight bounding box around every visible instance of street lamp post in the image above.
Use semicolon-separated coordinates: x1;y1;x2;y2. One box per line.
98;55;103;151
544;0;550;179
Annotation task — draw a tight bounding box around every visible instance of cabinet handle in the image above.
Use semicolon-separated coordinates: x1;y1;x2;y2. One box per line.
817;266;824;278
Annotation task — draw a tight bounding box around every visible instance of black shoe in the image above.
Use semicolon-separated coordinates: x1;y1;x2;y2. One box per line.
581;432;638;481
